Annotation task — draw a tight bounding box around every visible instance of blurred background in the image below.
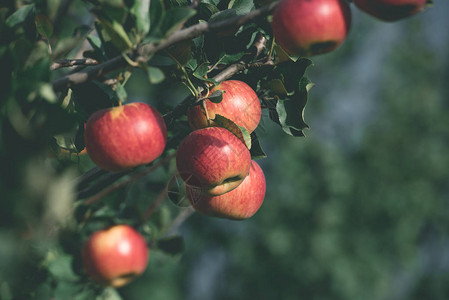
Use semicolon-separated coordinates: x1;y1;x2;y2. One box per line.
1;1;449;299
124;3;449;300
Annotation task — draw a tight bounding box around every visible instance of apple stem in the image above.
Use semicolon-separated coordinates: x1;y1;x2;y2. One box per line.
202;100;212;126
165;50;200;99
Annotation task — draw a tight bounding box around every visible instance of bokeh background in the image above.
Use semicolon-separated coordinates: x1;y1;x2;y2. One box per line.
1;1;449;299
123;3;449;300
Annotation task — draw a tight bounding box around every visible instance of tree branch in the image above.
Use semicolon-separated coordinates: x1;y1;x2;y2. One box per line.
80;153;176;204
51;58;98;70
74;31;273;201
51;1;279;92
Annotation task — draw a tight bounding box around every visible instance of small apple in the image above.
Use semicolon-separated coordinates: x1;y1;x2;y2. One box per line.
176;127;251;196
84;102;167;172
271;0;351;56
187;80;261;133
82;225;149;287
353;0;428;21
186;160;266;220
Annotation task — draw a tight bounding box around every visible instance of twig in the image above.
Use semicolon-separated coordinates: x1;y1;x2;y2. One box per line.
77;172;128;200
51;58;99;70
51;1;279;92
81;153;176;205
75;166;106;191
161;207;195;237
142;187;169;220
74;33;272;196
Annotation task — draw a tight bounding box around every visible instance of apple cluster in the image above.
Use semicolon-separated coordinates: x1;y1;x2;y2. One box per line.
81;81;267;286
271;0;430;57
177;80;266;220
79;0;430;288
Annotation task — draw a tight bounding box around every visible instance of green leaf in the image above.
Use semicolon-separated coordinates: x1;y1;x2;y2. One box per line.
97;17;133;52
206;90;223;103
228;0;255;15
72;82;117;120
250;132;267;159
54;281;82;300
218;52;245;65
213;114;251;149
98;287;123;300
202;0;221;5
147;0;165;40
87;34;102;51
52;27;91;59
6;4;34;28
160;7;196;37
198;3;220;19
157;236;185;256
35;15;53;39
276;77;314;137
115;83;127;102
278;58;313;93
131;0;151;36
39;83;57;103
262;79;289;98
209;9;237;22
193;62;209;80
148;66;165;84
47;254;78;281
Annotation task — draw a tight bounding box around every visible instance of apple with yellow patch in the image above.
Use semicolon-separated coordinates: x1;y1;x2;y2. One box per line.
82;225;149;287
84;102;167;172
186;160;266;220
187;80;261;133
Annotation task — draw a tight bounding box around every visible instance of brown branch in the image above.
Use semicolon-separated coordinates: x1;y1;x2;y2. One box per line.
51;1;279;92
81;153;176;205
74;32;273;198
164;33;271;123
51;58;99;70
160;207;195;237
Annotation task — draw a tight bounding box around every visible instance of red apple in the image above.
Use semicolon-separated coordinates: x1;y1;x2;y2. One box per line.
84;102;167;172
82;225;149;287
353;0;428;21
186;160;266;220
271;0;351;56
176;127;251;196
187;80;261;133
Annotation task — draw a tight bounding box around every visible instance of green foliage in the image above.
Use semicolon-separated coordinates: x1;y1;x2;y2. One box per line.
1;0;447;299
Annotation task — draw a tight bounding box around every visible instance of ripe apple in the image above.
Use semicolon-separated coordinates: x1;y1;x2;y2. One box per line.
84;102;167;172
271;0;352;56
82;225;149;287
176;127;251;196
353;0;428;21
186;160;266;220
187;80;261;133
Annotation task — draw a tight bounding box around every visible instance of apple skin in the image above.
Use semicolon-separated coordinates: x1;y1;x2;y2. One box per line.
353;0;428;21
176;127;251;196
187;80;261;133
186;160;266;220
271;0;351;57
82;225;149;288
84;102;167;172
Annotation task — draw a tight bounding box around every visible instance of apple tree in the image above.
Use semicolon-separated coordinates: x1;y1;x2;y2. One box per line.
0;0;436;299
